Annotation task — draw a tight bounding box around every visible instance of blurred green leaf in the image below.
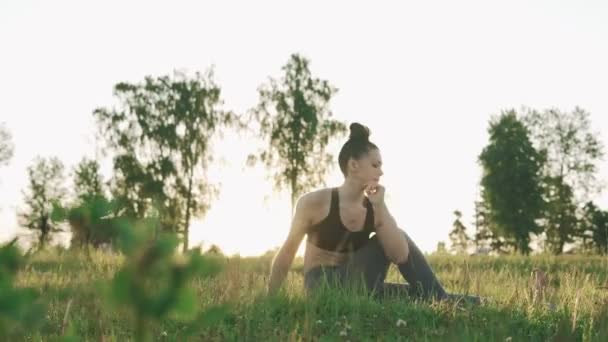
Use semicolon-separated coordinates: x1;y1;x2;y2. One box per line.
109;269;132;305
183;304;232;336
190;254;223;279
59;324;79;342
173;288;198;318
0;242;45;337
50;201;67;222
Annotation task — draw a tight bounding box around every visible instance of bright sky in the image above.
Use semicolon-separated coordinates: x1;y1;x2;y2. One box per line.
1;0;607;256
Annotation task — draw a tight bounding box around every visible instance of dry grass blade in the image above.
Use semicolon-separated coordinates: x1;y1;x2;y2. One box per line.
530;268;548;306
61;298;74;335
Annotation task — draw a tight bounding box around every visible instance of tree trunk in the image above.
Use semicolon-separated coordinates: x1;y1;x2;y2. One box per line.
39;213;49;249
182;168;194;253
518;238;530;256
290;175;297;216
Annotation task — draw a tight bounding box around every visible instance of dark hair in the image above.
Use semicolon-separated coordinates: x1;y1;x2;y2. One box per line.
338;123;378;176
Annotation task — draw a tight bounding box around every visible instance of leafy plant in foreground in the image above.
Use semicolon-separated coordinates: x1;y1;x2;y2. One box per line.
102;218;227;341
0;239;45;339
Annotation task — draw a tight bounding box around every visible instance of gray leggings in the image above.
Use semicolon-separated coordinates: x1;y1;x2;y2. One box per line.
304;230;449;300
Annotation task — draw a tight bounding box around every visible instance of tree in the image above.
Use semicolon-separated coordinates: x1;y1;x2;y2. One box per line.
51;158;118;249
73;157;105;201
449;210;470;254
249;54;347;212
205;244;224;256
524;107;604;202
435;241;447;255
579;202;608;254
473;199;494;251
94;68;238;251
0;122;14;167
18;157;66;248
541;176;578;254
478;110;545;254
65;197;118;250
523;107;605;253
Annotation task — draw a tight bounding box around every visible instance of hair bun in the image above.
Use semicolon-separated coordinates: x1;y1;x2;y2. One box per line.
349;122;370;141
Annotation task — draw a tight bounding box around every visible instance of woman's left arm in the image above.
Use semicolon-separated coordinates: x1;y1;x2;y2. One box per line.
368;185;409;264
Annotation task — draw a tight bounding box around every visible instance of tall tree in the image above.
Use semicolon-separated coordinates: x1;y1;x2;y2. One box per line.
540;176;578;254
473;199;492;250
249;54;347;212
94;68;237;251
524;107;604;202
579;202;608;255
449;210;470;254
18;157;66;248
478;110;545;254
0;122;14;167
73;157;105;201
523;107;604;254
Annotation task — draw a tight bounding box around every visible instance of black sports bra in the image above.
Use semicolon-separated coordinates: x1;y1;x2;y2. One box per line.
306;188;375;253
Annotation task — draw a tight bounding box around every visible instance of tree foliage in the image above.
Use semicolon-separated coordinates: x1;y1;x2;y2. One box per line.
478;111;545;254
249;54;347;211
93;68;238;251
579;202;608;255
449;210;470;254
523;107;605;253
18;157;66;248
0;122;14;168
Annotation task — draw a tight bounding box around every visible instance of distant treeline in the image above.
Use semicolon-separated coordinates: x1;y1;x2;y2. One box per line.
1;54;605;255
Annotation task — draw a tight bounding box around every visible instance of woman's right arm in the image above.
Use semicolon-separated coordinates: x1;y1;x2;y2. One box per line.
267;195;312;295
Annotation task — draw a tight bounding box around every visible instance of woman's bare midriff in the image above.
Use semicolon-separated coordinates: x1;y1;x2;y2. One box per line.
303;240;350;274
301;187;372;275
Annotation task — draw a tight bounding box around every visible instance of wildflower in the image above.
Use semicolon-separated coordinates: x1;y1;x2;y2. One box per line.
396;319;407;327
505;337;512;342
161;331;168;337
316;320;323;324
340;330;348;337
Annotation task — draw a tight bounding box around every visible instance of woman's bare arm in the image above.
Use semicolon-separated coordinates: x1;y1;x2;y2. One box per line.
267;195;312;295
373;202;409;264
367;184;409;264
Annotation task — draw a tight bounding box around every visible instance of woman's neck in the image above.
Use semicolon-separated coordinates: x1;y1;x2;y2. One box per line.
338;178;366;206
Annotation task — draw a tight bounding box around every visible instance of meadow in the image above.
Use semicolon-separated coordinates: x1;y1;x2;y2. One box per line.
4;246;608;341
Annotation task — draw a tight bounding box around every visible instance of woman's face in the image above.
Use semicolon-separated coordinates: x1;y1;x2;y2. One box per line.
349;148;383;187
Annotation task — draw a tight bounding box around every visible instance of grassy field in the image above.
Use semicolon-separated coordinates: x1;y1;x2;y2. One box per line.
7;249;608;341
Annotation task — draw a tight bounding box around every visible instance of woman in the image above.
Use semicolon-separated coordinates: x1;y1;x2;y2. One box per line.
267;122;479;303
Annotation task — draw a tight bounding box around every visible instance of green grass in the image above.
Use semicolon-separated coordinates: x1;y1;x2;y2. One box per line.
11;249;608;341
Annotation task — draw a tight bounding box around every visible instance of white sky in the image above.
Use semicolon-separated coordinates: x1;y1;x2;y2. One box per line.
1;0;607;256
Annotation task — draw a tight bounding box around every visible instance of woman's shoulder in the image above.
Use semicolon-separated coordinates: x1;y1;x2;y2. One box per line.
296;187;333;226
297;187;333;214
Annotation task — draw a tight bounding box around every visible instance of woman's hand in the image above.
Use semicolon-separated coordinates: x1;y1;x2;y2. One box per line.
365;184;385;207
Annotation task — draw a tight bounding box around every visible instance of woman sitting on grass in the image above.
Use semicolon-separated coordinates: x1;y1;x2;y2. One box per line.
267;122;480;304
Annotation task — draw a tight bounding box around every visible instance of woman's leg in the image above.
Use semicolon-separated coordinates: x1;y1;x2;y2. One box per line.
328;231;481;303
346;230;478;302
397;230;482;304
381;282;411;298
342;232;448;300
304;265;345;294
340;236;412;300
396;230;448;300
343;235;391;294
